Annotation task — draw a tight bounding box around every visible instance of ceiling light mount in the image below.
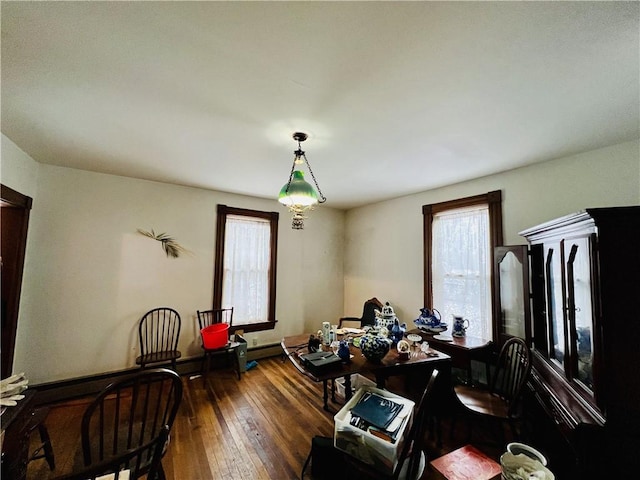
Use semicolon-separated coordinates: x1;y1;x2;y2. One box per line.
278;132;326;230
292;132;308;143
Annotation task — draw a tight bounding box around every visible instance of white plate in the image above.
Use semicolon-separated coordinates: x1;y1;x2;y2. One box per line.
433;334;454;342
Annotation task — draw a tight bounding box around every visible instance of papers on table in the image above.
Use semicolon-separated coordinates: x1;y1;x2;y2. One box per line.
336;327;366;335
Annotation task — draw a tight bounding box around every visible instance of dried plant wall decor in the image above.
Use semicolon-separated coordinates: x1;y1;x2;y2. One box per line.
137;229;190;258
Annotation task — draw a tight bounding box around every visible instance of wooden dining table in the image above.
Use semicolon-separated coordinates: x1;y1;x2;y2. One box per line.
281;333;451;411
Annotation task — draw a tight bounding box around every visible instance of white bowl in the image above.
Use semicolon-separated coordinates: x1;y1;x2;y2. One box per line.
506;442;547;466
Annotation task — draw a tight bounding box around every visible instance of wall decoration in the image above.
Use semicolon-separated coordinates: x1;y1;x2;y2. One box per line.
137;229;190;258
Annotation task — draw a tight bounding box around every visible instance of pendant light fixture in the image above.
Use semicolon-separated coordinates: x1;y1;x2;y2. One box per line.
278;132;326;229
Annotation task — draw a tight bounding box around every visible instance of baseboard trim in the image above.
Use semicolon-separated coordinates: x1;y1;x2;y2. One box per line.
31;343;283;406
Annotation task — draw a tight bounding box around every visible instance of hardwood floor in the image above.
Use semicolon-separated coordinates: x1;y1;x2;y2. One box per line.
28;357;335;479
27;357;503;479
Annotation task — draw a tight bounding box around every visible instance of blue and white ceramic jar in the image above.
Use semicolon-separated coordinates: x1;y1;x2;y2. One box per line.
359;333;392;362
338;340;351;363
391;319;407;345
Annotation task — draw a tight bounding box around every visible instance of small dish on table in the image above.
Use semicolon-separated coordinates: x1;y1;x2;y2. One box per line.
433;334;454;342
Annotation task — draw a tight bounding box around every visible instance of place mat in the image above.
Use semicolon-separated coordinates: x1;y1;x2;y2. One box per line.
430;444;501;480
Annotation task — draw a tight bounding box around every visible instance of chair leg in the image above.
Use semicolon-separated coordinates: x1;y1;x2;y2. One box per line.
200;352;210;381
28;409;55;471
232;350;241;380
156;462;167;480
38;423;55;470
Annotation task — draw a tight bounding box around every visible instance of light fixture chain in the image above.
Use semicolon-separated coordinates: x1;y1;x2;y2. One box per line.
302;153;327;203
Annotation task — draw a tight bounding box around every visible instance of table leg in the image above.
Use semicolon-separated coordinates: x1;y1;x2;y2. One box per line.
322;380;329;411
343;374;352;402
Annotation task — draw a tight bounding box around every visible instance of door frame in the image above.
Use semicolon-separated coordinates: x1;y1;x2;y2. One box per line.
1;184;32;379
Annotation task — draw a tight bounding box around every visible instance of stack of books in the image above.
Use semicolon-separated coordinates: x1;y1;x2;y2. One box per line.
348;391;407;443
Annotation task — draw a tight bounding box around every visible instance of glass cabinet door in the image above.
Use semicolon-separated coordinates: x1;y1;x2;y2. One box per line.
565;235;595;391
494;245;531;347
544;243;566;370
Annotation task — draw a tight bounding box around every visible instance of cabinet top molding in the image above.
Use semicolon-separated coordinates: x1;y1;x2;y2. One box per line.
519;206;640;241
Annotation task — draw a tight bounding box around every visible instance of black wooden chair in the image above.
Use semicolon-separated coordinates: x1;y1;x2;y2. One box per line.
338;297;383;329
78;368;183;480
197;307;241;380
452;337;531;443
52;426;169;480
136;307;181;370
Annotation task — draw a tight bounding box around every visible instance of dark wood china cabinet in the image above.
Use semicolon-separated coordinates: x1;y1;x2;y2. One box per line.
510;206;640;478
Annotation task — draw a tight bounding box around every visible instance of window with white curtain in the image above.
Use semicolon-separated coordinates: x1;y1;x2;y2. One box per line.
214;205;278;332
432;205;491;339
423;191;502;341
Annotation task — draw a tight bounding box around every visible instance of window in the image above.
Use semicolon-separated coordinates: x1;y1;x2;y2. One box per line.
214;205;278;333
423;191;502;340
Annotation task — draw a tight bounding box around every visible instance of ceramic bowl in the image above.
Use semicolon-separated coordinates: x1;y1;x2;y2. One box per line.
359;334;391;362
506;442;547;466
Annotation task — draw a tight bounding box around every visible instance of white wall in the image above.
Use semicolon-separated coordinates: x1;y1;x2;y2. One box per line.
3;134;638;384
1;134;39;197
343;140;640;326
2;135;345;384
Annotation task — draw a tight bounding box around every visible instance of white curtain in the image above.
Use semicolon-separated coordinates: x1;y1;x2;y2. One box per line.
432;205;492;340
222;215;271;325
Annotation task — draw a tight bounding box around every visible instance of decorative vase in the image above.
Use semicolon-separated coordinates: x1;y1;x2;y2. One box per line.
359;333;392;362
452;315;469;337
337;340;351;363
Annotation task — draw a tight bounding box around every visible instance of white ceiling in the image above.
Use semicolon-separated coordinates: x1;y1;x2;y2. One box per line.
2;1;639;209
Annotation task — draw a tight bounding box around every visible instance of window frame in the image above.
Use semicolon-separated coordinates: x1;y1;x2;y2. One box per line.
213;204;279;333
422;190;503;340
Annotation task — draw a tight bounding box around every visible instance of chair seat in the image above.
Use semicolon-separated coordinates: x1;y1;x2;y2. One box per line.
453;384;509;419
201;341;241;380
135;350;181;366
202;341;240;354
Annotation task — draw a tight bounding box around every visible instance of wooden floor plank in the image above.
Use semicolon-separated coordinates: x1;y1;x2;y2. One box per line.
26;356;501;479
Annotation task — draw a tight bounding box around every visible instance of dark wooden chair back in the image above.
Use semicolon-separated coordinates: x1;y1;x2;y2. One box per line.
136;307;181;370
197;307;234;331
196;308;240;380
489;337;531;418
53;426;169;480
339;298;383;328
79;368;183;478
393;369;439;480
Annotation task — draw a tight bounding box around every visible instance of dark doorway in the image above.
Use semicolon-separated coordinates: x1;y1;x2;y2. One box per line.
1;184;32;379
